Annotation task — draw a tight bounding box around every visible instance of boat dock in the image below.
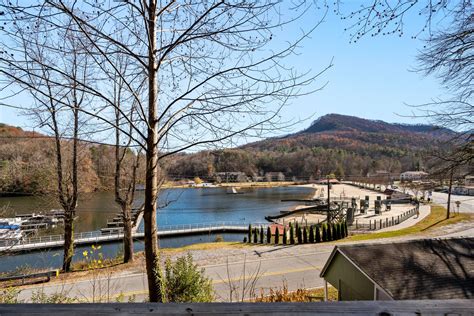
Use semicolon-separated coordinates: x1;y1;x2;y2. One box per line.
0;222;264;253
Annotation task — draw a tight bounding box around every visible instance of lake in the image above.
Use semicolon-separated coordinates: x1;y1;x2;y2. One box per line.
1;186;314;232
0;186;313;272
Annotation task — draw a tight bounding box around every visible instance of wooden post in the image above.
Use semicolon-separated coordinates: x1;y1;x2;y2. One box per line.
324;280;328;301
327;177;331;224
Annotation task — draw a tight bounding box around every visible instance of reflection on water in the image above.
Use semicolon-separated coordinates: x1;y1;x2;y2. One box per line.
1;186;313;232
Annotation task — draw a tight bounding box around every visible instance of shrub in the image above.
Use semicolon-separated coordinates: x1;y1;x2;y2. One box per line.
275;227;280;244
260;226;264;244
214;235;224;242
309;226;314;243
297;227;302;244
315;225;321;243
303;227;308;244
164;254;213;303
289;223;295;244
344;220;348;237
248;224;252;243
267;226;272;243
283;227;287;245
335;223;341;240
31;290;76;303
0;288;21;303
322;225;327;242
253;228;258;243
327;223;332;241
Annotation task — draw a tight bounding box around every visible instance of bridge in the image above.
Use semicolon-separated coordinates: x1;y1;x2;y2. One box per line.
0;221;267;253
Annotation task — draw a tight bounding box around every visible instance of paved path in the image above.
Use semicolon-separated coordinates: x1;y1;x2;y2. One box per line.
375;205;430;232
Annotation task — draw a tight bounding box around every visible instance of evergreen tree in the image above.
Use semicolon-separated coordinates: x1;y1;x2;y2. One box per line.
336;223;341;240
327;223;332;241
275;227;280;244
267;226;271;243
316;225;321;243
260;226;264;244
322;225;327;242
289;223;295;244
248;224;252;243
303;226;308;244
344;220;348;237
253;228;258;243
297;227;303;244
283;227;287;245
309;225;315;243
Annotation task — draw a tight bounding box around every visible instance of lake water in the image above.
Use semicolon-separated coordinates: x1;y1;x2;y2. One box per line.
1;186;313;232
0;186;313;272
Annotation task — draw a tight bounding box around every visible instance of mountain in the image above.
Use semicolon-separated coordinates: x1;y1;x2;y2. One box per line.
182;113;453;179
301;114;452;136
242;113;452;154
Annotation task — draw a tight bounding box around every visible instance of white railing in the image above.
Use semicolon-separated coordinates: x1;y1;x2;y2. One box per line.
0;221;268;249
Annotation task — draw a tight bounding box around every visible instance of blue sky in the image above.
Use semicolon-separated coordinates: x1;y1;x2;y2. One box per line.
0;4;447;134
276;6;447;132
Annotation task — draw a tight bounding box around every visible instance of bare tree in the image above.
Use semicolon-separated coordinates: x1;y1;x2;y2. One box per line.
113;79;141;263
0;14;95;271
0;1;328;301
331;0;473;217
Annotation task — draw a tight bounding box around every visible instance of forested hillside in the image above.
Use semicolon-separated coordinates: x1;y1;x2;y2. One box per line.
0;114;452;193
166;114;452;180
0;124;119;195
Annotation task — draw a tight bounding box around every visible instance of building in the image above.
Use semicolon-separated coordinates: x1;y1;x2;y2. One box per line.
214;172;248;183
465;175;474;186
400;171;429;181
320;238;474;301
264;172;286;182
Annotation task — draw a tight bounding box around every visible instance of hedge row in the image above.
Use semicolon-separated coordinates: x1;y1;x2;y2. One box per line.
246;221;348;245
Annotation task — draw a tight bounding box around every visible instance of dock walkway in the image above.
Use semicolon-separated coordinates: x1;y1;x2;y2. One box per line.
0;222;265;253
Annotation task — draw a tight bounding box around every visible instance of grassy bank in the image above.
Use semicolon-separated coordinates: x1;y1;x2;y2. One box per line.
346;205;472;242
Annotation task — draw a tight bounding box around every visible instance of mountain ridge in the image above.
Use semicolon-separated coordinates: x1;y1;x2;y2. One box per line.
300;113;452;136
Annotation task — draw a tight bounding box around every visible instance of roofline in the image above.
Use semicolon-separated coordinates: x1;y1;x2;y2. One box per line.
319;246;339;278
336;248;394;300
320;247;393;300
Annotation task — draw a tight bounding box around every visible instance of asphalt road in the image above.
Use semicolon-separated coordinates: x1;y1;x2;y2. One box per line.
15;202;474;302
431;192;474;213
17;246;334;302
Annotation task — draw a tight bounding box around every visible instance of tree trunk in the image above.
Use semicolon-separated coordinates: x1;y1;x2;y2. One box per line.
144;0;162;303
62;212;74;272
122;207;134;263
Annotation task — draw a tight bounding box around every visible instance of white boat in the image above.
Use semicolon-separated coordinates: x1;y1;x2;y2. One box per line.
227;187;244;194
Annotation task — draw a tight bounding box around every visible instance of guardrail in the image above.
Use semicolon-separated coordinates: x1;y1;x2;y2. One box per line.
0;221;268;250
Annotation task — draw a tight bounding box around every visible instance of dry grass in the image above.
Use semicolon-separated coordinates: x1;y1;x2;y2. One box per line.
254;283;338;302
346;205;473;242
161;241;249;253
